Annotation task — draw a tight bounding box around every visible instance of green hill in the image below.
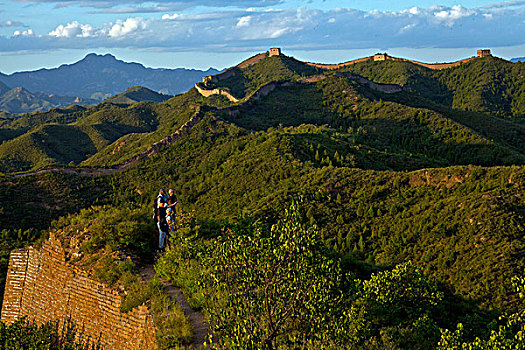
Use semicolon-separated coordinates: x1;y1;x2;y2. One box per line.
1;55;524;173
103;86;172;105
337;56;525;119
0;103;164;172
202;55;322;100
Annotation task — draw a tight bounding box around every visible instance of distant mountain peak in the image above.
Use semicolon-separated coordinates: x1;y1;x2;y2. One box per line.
75;52;132;69
83;53;116;59
103;85;171;105
0;54;220;110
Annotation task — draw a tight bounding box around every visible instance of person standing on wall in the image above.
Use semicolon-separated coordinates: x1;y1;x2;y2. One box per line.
167;189;178;213
165;207;176;249
157;189;169;250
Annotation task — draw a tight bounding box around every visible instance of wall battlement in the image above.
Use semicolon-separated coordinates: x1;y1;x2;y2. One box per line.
1;233;156;350
305;54;476;70
201;48;493;90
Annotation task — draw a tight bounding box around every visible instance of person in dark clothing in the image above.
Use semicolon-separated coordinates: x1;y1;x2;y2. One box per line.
167;189;178;213
152;200;160;235
157;189;168;250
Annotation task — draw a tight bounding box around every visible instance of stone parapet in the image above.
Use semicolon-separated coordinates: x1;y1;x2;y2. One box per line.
0;234;156;350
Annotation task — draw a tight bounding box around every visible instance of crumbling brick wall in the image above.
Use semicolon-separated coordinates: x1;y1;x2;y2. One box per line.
1;233;156;350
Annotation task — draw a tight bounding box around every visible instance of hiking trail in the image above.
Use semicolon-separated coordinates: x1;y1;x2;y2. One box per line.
138;263;211;350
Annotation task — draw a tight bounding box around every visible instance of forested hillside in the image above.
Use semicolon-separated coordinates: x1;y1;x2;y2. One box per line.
1;55;524;173
0;52;524;349
338;56;525;119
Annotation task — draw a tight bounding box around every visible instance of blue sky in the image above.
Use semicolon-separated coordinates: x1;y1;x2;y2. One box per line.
0;0;524;73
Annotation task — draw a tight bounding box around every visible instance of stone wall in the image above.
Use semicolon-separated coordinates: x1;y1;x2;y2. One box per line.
194;83;240;102
405;57;476;69
236;52;270;69
202;52;270;85
305;56;374;69
305;55;476;70
1;233;156;350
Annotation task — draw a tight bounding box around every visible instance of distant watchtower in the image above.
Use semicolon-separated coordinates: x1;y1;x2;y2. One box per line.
269;48;281;56
374;53;388;61
477;49;492;58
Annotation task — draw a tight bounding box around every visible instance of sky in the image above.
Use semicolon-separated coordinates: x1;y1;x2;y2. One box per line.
0;0;524;73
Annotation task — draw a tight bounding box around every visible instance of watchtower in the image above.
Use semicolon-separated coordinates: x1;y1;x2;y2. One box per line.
374;53;388;61
477;49;492;58
269;48;281;56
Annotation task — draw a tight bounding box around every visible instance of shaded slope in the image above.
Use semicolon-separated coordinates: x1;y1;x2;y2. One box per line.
0;81;10;95
103;86;172;105
215;75;525;169
337;57;525;118
0;103;165;172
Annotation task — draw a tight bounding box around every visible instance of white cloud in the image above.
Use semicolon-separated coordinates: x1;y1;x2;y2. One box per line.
1;20;27;28
236;16;251;27
162;13;180;20
13;29;34;37
108;17;146;37
399;23;416;33
269;27;291;38
49;21;95;38
408;7;420;15
234;7;314;40
161;12;231;21
1;4;524;54
433;5;476;26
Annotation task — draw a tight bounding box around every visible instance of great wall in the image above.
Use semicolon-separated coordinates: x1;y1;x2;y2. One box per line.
194;48;493;101
1;232;156;349
304;53;476;70
0;231;211;349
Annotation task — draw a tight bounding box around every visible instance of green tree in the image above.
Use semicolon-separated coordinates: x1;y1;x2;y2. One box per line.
346;262;444;348
438;276;525;350
204;202;348;349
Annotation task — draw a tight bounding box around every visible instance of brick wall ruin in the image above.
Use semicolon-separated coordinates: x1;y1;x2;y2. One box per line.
1;233;156;350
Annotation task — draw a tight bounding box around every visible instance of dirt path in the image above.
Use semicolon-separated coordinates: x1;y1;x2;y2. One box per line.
138;264;210;349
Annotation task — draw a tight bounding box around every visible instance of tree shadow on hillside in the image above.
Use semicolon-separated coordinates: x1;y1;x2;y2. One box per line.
213;68;248;99
356;115;524;167
218;83;333;130
367;89;525;156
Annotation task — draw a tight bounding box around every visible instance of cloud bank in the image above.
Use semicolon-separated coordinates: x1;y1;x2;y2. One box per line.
2;4;524;53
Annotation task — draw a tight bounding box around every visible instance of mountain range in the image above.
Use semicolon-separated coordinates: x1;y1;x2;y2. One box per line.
0;53;219;109
1;53;524;173
0;80;97;115
1;51;525;349
511;57;525;62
